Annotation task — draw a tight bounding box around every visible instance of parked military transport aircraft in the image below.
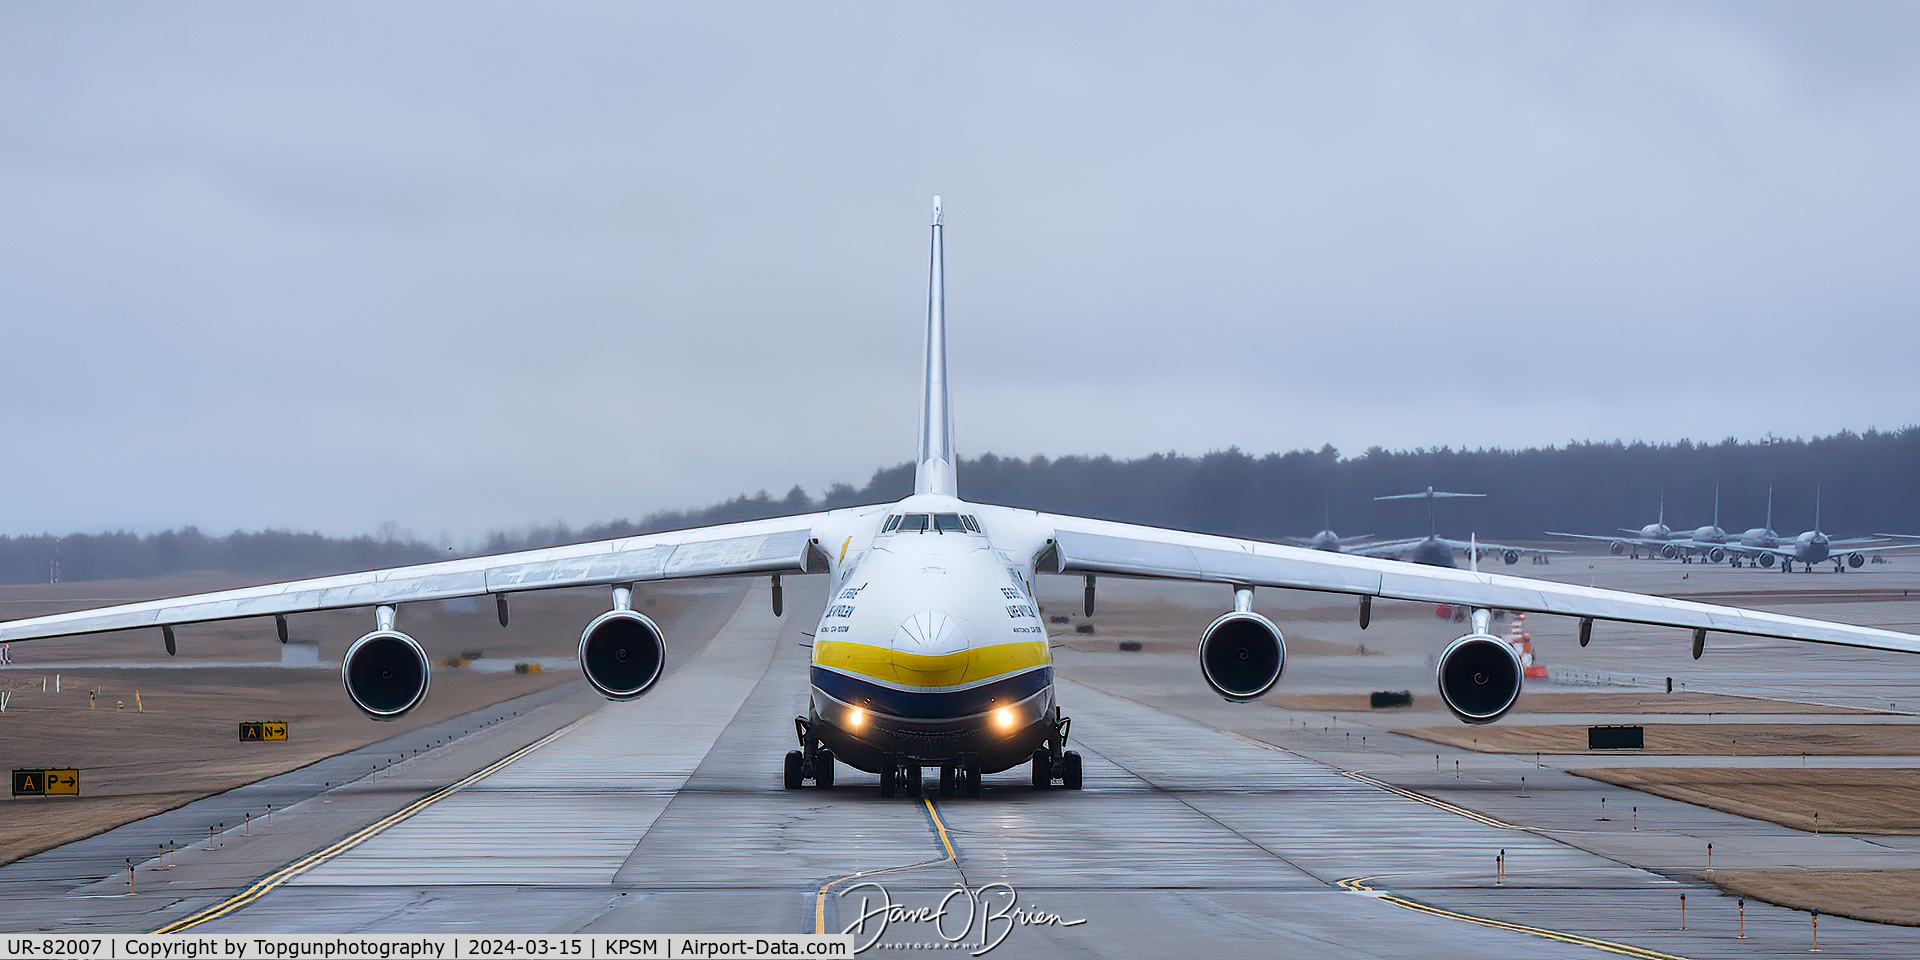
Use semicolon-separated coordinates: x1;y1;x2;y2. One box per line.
1547;498;1687;559
4;199;1920;800
1284;503;1373;553
1353;488;1560;567
1695;488;1913;573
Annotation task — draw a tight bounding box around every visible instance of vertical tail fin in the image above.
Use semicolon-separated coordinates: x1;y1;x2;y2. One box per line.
914;196;957;497
1766;485;1774;531
1712;485;1720;528
1814;484;1822;534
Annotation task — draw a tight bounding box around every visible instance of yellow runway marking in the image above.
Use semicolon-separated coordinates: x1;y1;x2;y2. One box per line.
815;797;956;936
153;718;587;934
1338;877;1694;960
1224;730;1528;832
1339;769;1526;831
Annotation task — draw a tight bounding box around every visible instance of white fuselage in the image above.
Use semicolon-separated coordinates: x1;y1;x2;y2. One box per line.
805;494;1060;774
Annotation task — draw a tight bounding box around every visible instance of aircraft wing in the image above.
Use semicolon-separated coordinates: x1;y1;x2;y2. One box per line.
0;512;832;643
1037;513;1920;654
1430;537;1567;556
1669;538;1734;552
1344;537;1425;557
1832;542;1920;556
1547;531;1664;548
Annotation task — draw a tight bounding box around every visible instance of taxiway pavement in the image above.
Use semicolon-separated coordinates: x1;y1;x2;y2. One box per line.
6;567;1920;958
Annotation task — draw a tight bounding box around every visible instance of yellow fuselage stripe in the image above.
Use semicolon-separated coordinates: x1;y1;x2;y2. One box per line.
813;639;1049;688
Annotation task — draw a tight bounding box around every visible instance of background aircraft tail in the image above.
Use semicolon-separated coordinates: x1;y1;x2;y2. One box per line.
915;196;957;497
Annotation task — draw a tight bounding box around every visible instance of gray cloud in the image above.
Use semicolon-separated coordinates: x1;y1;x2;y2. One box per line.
2;2;1915;540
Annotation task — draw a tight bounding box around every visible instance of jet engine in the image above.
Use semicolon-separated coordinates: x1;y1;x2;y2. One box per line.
1758;553;1776;568
1609;542;1626;555
1435;633;1522;725
342;629;431;720
1502;549;1521;565
1706;547;1726;564
579;608;667;700
1849;553;1866;568
1659;543;1680;560
1197;611;1285;702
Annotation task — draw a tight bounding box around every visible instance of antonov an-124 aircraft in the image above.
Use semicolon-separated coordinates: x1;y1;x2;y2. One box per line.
6;198;1920;800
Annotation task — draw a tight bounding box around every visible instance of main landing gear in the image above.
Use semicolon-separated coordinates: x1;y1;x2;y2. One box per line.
1031;707;1082;791
785;716;835;790
878;758;984;799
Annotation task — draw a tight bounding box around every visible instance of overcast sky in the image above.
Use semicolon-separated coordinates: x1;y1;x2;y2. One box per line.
2;3;1916;542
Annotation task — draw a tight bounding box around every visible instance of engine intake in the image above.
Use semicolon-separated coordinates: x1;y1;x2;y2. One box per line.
1436;633;1522;724
579;609;666;700
342;630;431;720
1197;611;1284;702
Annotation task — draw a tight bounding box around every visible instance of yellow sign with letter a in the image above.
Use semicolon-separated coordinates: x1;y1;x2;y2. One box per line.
238;721;289;742
12;768;79;796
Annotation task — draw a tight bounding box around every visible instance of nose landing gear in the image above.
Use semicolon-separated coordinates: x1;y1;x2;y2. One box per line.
1030;708;1082;791
784;715;836;790
938;760;983;798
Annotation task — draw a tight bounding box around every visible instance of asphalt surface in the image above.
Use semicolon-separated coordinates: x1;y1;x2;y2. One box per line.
5;563;1920;958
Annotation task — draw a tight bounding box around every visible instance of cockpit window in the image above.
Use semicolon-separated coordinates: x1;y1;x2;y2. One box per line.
933;513;966;534
890;513;929;534
961;515;980;533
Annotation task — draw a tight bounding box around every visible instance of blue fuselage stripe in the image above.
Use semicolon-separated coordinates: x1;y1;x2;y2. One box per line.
811;665;1052;720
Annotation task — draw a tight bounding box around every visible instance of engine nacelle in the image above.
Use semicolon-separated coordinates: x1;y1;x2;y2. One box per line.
1502;549;1520;565
1849;552;1866;568
342;630;431;720
579;609;666;700
1435;633;1522;725
1758;553;1776;568
1197;611;1285;702
1707;547;1726;564
1659;543;1680;560
1609;541;1626;555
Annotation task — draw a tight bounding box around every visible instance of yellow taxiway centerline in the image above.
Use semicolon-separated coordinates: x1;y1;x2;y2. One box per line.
153;717;588;934
815;796;956;936
1338;877;1694;960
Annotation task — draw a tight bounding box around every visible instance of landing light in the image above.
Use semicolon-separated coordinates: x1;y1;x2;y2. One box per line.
849;707;864;728
995;707;1014;730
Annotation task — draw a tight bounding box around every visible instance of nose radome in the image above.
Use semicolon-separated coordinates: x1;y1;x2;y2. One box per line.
893;611;969;656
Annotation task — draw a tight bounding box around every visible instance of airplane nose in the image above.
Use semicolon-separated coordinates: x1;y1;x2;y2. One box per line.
889;611;971;686
893;611;968;655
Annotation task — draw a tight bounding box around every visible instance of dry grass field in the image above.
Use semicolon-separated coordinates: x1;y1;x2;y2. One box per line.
1273;691;1879;715
0;577;731;866
1711;870;1920;927
1397;723;1920;756
1570;767;1920;834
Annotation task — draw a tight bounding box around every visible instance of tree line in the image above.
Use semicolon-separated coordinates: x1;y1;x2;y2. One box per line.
3;426;1916;583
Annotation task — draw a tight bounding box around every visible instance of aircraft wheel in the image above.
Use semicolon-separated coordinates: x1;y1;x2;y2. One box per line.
879;760;897;798
963;762;982;799
784;751;804;790
1061;751;1084;790
1031;750;1052;789
939;765;956;798
815;750;835;789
